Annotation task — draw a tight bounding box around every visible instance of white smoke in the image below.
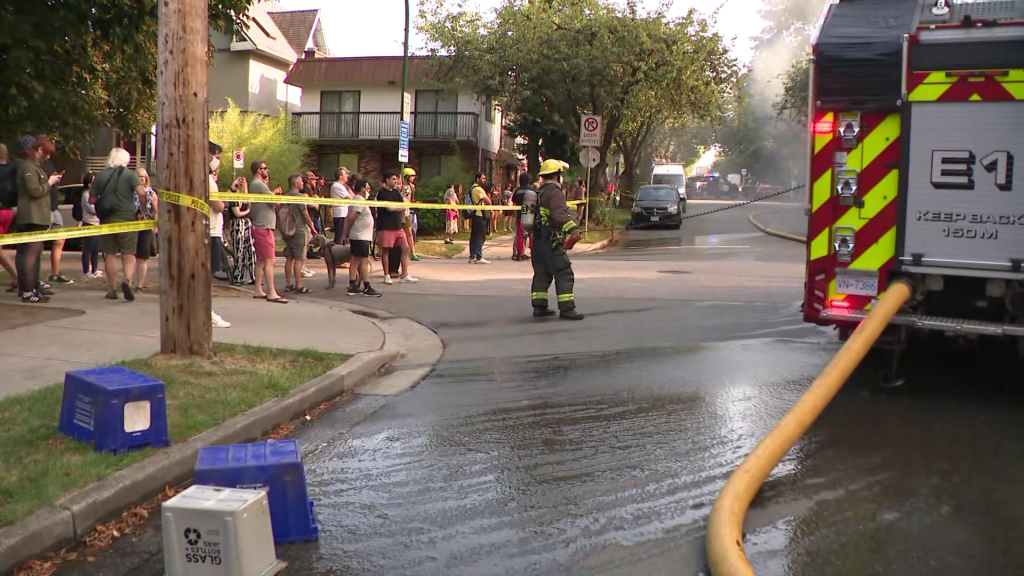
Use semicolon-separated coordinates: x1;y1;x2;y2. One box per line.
746;0;830;114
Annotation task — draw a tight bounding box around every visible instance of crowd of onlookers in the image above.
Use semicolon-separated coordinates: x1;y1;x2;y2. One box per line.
1;135;584;318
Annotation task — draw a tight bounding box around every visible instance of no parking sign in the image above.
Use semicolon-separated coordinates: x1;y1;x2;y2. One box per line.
233;150;244;169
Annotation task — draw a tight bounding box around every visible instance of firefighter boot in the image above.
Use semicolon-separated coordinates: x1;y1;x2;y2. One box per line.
533;307;556;318
559;309;585;321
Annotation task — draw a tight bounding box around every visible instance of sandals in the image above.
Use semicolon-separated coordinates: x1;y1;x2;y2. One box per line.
295;286;312;294
266;296;289;304
284;285;295;292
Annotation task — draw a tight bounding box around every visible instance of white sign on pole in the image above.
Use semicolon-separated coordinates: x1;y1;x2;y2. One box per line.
402;92;412;123
580;115;602;147
232;150;244;170
741;168;747;176
578;147;600;168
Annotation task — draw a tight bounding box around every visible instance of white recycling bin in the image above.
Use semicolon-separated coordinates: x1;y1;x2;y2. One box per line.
162;485;284;576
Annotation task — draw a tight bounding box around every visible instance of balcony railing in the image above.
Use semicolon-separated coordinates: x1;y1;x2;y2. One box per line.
292;112;479;141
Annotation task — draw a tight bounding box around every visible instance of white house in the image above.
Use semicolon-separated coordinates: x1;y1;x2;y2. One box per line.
208;0;332;115
284;55;521;185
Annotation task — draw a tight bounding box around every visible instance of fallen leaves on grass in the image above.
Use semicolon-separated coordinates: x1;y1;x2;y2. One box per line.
15;486;182;576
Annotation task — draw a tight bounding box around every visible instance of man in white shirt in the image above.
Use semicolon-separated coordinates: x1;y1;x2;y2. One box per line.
342;177;380;297
330;167;353;244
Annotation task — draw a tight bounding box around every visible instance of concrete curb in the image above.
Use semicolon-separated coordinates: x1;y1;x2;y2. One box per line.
748;213;807;244
0;349;399;576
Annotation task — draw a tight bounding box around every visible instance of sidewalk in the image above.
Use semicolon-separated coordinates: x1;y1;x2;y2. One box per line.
749;207;808;243
0;290;384;400
420;231;611;260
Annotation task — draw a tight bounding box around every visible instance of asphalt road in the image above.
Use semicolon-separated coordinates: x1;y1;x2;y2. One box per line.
52;200;1024;576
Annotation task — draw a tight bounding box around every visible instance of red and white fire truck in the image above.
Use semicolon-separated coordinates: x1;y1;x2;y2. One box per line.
802;0;1024;352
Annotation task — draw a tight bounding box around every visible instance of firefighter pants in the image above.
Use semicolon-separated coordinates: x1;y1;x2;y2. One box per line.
531;239;575;311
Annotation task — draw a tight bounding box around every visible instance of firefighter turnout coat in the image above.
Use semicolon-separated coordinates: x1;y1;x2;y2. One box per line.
531;181;580;311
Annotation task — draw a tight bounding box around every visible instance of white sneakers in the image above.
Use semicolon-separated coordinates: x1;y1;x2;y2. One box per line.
477;258;491;265
382;274;418;285
212;311;231;328
301;267;315;278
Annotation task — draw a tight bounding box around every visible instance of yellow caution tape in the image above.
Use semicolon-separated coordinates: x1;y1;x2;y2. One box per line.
159;189;211;216
0;189;586;245
211;191;585;211
0;220;156;246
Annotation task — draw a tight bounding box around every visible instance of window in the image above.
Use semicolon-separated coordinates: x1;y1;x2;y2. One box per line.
319;153;359;179
483;157;494;181
484;99;495;123
418;154;460;180
320;91;360;138
415;90;458;138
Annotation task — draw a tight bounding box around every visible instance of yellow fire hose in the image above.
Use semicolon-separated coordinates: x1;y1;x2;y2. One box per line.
706;279;913;575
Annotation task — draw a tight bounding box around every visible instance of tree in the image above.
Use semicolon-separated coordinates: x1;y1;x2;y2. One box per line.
773;56;810;124
209;101;310;191
418;0;738;192
0;0;253;147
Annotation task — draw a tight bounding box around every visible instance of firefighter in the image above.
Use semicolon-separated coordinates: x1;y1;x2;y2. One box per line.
530;159;584;320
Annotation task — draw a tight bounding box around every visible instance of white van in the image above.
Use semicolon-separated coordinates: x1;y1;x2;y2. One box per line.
651;164;687;200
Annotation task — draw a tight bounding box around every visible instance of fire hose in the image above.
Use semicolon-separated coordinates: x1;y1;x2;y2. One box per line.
705;278;914;575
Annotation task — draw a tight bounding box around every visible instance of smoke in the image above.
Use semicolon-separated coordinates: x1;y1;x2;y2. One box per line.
746;0;829;114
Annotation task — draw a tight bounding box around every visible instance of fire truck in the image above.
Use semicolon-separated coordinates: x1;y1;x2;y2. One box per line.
802;0;1024;353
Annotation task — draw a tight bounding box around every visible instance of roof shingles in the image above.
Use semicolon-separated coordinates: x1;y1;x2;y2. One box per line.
266;9;319;56
285;57;441;87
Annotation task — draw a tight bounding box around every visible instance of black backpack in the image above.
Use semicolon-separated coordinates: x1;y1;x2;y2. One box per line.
94;167;125;221
0;163;16;210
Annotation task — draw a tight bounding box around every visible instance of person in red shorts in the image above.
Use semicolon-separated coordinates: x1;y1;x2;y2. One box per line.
247;160;288;303
374;169;417;285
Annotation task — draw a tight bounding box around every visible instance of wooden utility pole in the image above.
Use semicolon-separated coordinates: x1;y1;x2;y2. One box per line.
157;0;213;357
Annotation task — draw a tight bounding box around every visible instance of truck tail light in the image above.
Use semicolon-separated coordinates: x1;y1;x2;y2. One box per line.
829;299;851;309
834;227;855;263
835;168;859;206
813;119;834;134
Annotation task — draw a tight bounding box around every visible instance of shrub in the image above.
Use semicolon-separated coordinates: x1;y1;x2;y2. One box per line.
209;100;309;191
414;163;475;236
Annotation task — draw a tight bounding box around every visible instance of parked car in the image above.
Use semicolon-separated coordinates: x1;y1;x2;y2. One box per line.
630;185;685;229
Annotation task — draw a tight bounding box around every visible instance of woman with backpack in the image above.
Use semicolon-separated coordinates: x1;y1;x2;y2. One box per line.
78;173;103;278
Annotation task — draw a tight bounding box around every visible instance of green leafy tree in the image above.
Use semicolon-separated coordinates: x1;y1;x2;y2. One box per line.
209;101;309;191
0;0;254;147
418;0;738;192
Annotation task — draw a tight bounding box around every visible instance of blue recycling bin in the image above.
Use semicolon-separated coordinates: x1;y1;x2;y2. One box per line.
193;440;318;543
57;366;171;454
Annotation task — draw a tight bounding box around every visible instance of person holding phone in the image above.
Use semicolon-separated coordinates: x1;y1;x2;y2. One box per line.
15;135;62;302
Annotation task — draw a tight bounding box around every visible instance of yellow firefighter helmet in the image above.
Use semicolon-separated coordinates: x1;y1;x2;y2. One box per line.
538;159;570;176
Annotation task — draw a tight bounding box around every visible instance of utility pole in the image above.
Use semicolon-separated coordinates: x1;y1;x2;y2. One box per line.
157;0;213;358
399;0;410;171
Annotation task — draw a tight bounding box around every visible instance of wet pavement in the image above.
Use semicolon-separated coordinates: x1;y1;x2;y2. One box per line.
50;201;1024;576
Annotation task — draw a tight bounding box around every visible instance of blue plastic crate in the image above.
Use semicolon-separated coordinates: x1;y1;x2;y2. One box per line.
193;440;318;544
57;366;171;454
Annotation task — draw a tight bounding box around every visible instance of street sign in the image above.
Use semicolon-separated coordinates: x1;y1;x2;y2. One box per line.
741;168;747;176
398;120;410;163
580;115;602;147
579;147;600;168
402;92;411;123
233;150;244;170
